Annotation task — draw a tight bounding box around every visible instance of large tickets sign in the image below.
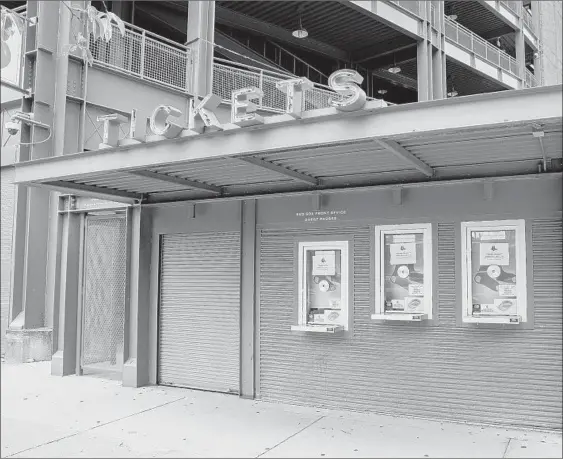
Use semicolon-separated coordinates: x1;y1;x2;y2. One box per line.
96;69;374;149
1;8;24;87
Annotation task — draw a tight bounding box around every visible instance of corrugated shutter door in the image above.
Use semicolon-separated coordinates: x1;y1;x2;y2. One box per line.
258;223;562;430
158;232;241;394
1;167;15;356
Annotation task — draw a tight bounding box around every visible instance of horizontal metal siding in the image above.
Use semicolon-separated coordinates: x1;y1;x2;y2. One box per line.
258;222;562;430
158;232;241;394
0;167;15;356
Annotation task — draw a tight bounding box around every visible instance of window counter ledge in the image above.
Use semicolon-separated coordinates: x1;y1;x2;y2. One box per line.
290;324;344;333
371;313;428;322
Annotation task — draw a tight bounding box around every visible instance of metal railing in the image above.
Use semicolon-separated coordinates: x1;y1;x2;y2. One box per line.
212;58;346;113
444;17;519;77
500;1;522;16
388;0;421;17
88;21;351;112
522;7;535;34
524;69;538;88
89;21;193;93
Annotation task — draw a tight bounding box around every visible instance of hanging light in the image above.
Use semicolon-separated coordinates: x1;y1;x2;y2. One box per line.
377;89;388;95
292;5;308;39
388;54;401;74
446;4;457;21
447;87;458;98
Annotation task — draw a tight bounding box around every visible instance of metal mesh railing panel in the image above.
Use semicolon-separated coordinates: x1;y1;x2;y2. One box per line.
261;73;289;113
81;216;127;370
143;37;187;90
213;63;348;113
89;23;191;92
213;63;261;103
89;27;142;75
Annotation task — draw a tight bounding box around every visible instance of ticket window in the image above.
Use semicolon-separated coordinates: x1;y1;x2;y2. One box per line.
373;224;433;321
461;220;527;324
293;241;349;333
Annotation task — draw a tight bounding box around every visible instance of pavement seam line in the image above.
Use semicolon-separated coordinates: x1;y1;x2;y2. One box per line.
4;396;187;458
502;437;512;458
255;415;326;458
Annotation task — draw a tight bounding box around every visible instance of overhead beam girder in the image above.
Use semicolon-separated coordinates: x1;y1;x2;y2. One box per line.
129;170;223;194
238;156;319;186
215;6;350;61
352;37;417;64
481;24;517;40
374;139;434;177
40;181;143;203
366;46;418;70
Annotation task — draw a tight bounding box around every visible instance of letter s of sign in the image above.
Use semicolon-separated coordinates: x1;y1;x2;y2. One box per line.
328;69;366;112
149;105;184;138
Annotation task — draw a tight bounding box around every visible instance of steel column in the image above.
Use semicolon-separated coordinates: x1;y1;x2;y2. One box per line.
122;206;152;387
51;211;82;376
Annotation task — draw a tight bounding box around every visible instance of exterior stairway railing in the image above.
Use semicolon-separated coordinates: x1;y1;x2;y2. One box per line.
444;16;520;77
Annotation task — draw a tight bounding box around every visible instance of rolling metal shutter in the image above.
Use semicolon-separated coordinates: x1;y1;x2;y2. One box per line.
158;232;241;394
0;167;15;356
258;221;562;430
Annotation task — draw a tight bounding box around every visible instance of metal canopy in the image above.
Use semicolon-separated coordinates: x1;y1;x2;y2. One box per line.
15;86;563;204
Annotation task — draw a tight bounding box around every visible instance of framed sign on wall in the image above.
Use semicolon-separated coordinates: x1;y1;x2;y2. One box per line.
373;223;433;321
461;220;527;324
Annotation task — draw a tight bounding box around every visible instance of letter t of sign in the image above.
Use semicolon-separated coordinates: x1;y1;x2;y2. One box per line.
231;87;264;127
275;78;313;119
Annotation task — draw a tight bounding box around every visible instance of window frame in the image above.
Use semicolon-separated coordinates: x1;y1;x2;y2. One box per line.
460;219;527;324
373;223;433;321
295;240;350;332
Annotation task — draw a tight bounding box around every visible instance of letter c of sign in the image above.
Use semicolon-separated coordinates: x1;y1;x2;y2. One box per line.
149;105;184;138
328;69;367;112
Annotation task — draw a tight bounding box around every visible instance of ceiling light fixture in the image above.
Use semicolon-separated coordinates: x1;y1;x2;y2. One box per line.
388;54;401;74
447;14;458;20
447;87;458;98
292;5;308;39
377;89;387;95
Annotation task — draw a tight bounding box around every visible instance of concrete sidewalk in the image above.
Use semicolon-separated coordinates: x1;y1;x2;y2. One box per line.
1;362;561;458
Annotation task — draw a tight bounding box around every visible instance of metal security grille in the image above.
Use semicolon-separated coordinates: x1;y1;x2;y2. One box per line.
158;232;241;394
81;215;127;372
258;223;563;430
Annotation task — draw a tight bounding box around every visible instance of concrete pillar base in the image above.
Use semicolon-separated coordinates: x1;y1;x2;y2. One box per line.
4;328;52;363
122;358;148;388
